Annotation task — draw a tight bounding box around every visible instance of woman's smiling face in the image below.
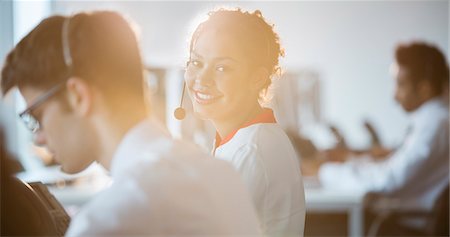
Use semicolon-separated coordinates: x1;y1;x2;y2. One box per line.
184;29;259;123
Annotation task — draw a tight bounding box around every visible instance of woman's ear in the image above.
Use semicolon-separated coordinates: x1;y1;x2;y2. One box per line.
65;77;93;116
250;67;270;92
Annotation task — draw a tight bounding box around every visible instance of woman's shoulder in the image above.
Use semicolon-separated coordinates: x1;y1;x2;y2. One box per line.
232;123;297;160
238;123;291;143
234;124;301;178
218;123;296;160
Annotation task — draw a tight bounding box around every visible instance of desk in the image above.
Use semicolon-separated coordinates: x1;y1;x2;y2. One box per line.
20;167;366;236
17;165;110;209
48;184;106;207
304;177;365;237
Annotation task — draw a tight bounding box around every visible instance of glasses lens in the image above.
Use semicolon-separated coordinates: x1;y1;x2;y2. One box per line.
20;112;40;133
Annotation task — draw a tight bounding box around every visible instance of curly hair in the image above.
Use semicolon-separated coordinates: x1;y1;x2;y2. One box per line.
189;8;285;102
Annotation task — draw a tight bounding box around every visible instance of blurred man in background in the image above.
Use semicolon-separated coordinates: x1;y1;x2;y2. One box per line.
303;41;449;234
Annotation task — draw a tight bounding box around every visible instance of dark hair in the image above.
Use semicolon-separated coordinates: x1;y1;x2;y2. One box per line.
395;42;449;95
189;8;284;98
1;11;144;102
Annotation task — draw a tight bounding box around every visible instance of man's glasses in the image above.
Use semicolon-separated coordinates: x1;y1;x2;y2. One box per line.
19;16;73;133
19;82;66;133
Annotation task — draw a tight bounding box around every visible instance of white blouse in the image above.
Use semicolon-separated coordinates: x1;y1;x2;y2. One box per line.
215;123;306;237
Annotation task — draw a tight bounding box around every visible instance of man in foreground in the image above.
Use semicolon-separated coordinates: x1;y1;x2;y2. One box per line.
1;11;260;236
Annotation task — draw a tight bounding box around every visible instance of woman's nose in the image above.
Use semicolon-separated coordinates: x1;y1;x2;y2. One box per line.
196;67;214;86
33;130;47;146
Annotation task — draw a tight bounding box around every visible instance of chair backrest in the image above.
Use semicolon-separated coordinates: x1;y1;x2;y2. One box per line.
427;184;449;236
1;177;58;236
363;184;449;236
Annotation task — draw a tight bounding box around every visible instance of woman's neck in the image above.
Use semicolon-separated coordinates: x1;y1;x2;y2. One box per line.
213;103;264;139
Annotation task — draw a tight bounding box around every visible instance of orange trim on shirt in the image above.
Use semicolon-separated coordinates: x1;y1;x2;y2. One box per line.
214;108;277;150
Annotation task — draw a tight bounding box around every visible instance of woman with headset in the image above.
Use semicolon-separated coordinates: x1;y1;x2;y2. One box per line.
183;8;305;236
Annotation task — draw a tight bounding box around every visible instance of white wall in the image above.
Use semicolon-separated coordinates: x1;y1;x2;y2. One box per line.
48;1;449;148
1;0;52;169
0;0;16;155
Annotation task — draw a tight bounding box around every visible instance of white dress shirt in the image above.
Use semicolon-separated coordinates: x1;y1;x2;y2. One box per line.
215;123;306;237
65;119;261;236
319;98;449;211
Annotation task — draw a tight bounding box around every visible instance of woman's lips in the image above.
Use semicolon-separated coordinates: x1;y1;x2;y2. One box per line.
193;90;222;105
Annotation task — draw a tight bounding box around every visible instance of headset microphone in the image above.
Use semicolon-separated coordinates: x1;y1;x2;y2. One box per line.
174;82;186;120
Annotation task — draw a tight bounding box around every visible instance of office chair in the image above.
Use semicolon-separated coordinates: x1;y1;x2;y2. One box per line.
1;126;70;236
364;184;449;237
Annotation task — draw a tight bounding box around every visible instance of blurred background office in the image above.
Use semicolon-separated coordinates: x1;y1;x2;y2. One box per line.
1;1;448;236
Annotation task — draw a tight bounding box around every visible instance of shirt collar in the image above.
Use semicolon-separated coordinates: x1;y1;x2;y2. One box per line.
110;118;170;177
410;97;447;124
214;108;277;149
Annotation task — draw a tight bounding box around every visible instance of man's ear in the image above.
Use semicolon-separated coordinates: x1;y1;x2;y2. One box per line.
417;79;433;100
65;77;93;116
249;67;270;92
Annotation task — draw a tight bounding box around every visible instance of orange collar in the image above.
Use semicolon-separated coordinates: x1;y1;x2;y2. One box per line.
214;108;277;150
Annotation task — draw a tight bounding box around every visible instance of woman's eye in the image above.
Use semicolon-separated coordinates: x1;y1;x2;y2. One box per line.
216;65;228;72
190;60;202;67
